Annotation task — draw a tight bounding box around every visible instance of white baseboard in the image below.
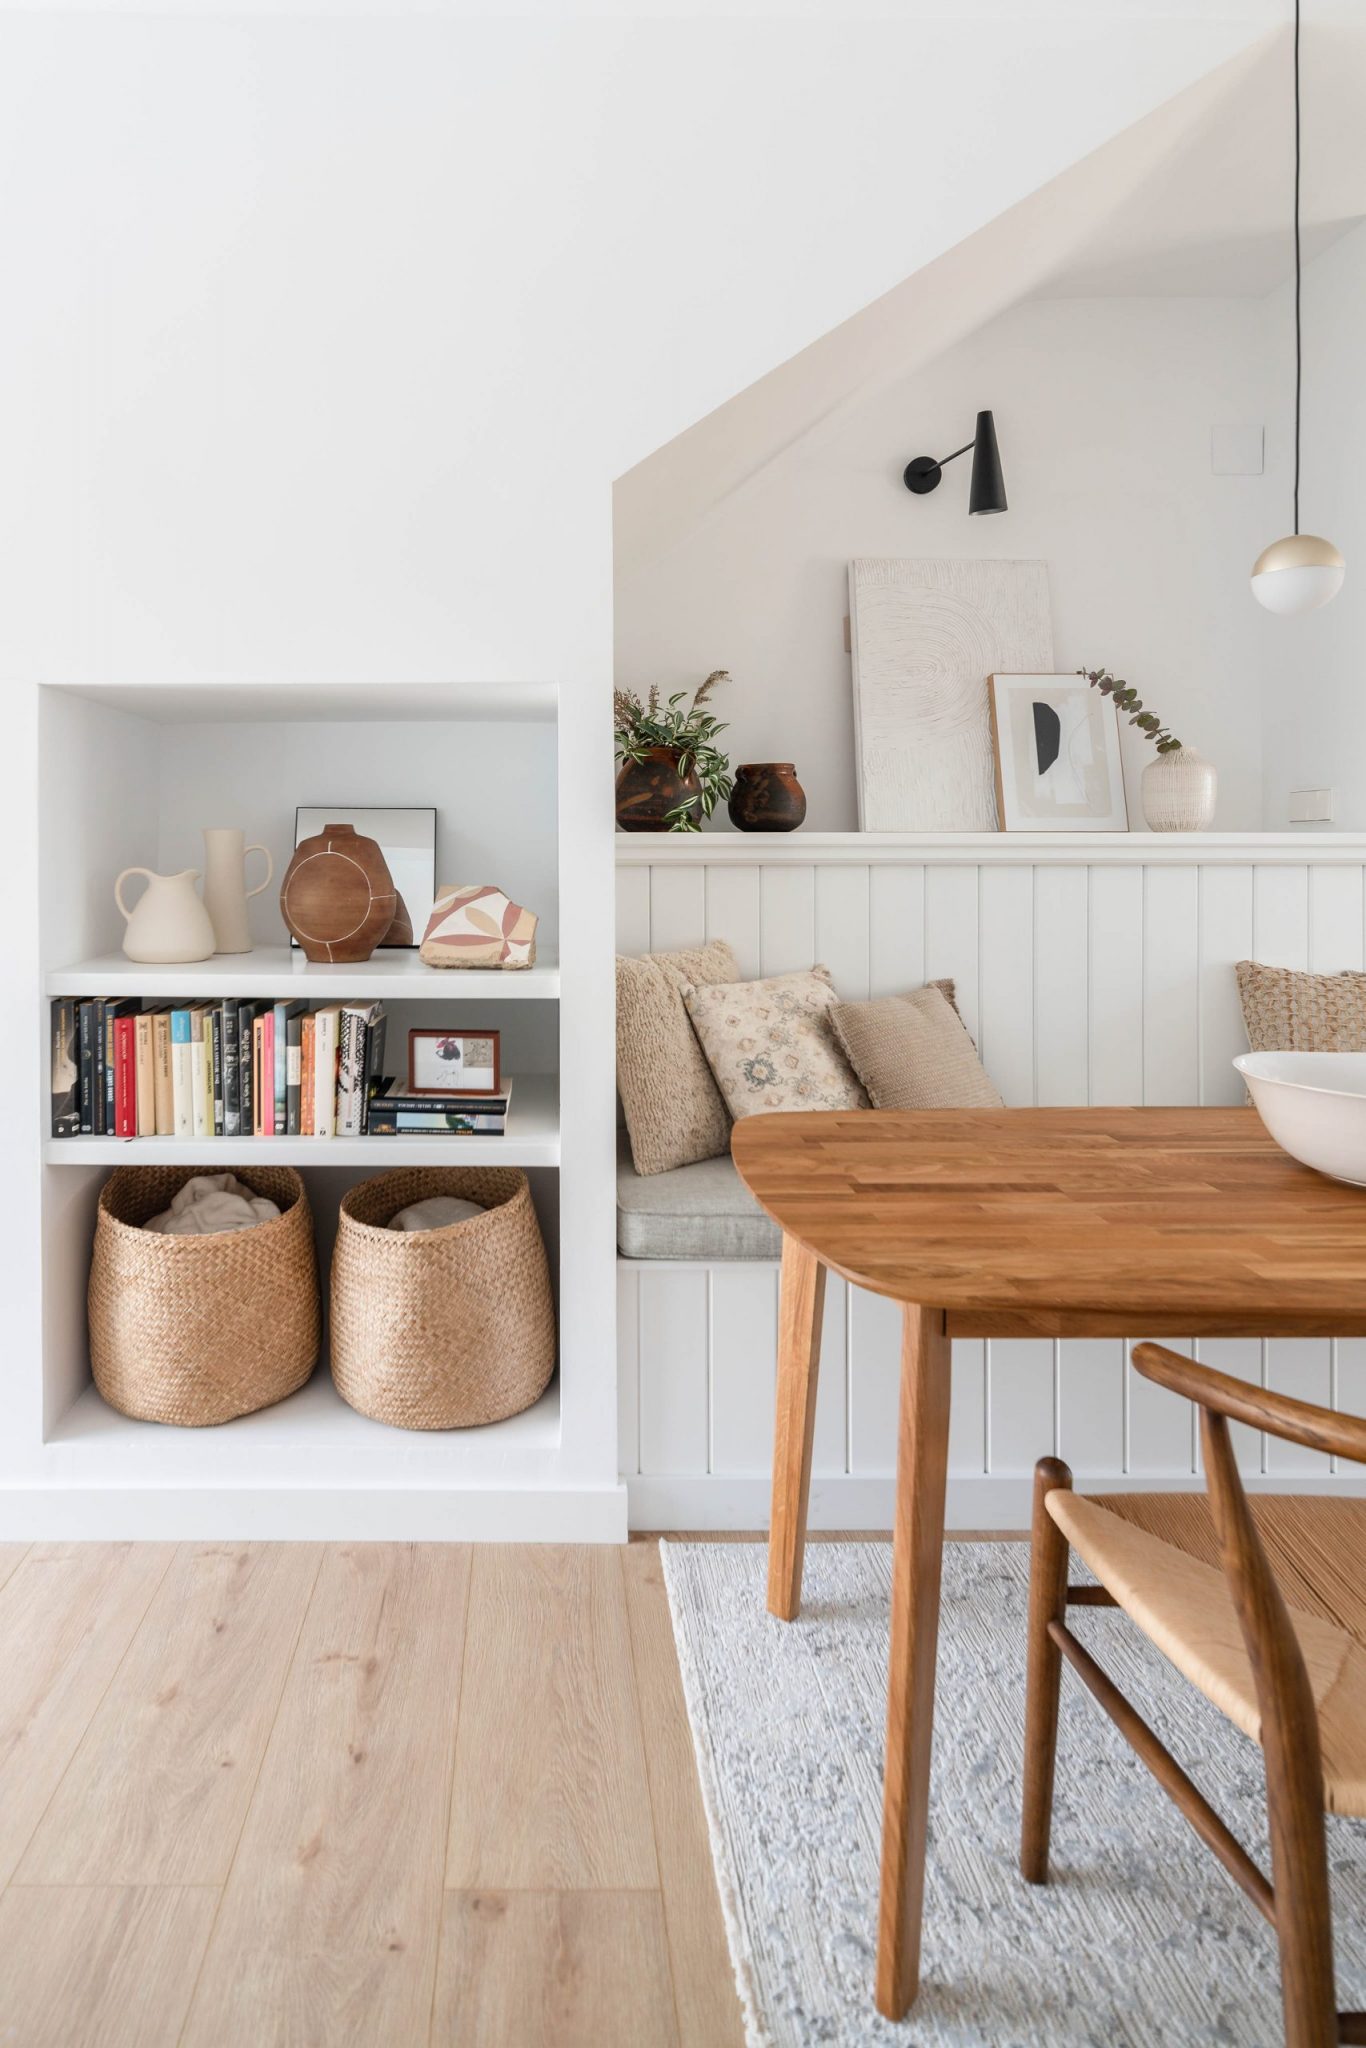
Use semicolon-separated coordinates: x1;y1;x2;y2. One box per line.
0;1484;629;1544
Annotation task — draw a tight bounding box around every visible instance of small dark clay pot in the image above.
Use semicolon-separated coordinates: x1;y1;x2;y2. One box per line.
727;762;807;833
615;746;703;833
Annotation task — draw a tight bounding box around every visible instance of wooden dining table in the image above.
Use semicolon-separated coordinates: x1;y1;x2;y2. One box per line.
731;1105;1366;2023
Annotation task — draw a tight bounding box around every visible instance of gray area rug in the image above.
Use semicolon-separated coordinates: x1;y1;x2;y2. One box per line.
663;1539;1366;2047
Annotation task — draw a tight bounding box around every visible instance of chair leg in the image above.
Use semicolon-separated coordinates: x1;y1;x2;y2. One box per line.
766;1234;827;1622
1020;1456;1073;1885
1265;1706;1339;2048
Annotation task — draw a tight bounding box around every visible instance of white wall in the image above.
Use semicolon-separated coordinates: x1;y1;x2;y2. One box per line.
615;293;1281;831
1260;218;1366;831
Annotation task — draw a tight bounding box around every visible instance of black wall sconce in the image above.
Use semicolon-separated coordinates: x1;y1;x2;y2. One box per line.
903;409;1007;514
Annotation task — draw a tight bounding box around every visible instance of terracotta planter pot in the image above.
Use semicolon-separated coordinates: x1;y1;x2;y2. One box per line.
615;746;703;833
279;822;397;964
728;762;807;833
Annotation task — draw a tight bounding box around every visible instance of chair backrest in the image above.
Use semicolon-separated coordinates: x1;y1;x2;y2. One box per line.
1131;1343;1366;1468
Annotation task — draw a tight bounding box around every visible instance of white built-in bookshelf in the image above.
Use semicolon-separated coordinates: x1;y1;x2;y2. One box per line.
14;678;623;1541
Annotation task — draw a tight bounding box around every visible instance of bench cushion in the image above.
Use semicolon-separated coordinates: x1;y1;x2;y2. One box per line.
616;1136;781;1260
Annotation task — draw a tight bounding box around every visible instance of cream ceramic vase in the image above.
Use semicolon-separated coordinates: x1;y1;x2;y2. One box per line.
202;827;273;954
1140;746;1217;832
115;868;217;964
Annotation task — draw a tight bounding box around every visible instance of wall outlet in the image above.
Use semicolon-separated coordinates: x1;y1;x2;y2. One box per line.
1289;787;1334;824
1210;424;1264;476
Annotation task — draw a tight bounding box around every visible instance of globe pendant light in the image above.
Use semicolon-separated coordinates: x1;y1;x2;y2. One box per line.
1251;0;1345;615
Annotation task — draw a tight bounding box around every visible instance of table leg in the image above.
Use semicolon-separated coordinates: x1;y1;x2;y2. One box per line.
766;1233;827;1622
876;1302;952;2020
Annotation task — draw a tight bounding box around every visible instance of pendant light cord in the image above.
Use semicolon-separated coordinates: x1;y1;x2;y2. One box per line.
1293;0;1302;535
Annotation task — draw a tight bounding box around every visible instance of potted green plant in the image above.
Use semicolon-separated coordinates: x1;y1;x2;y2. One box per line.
613;670;734;833
1080;667;1215;831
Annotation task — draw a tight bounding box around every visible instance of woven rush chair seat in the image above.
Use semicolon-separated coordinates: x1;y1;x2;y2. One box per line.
1048;1491;1366;1818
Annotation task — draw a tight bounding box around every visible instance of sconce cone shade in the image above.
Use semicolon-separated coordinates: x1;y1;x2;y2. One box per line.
1251;532;1345;615
968;409;1007;515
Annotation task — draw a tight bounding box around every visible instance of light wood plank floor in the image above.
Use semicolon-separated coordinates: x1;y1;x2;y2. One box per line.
0;1539;744;2048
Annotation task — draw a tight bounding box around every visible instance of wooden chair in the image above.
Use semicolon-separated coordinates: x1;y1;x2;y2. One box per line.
1022;1342;1366;2048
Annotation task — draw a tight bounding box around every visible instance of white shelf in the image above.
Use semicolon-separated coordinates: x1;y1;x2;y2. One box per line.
47;680;558;725
46;946;560;1000
43;1073;560;1167
615;830;1366;868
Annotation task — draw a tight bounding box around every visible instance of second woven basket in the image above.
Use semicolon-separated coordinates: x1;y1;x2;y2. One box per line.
330;1166;556;1429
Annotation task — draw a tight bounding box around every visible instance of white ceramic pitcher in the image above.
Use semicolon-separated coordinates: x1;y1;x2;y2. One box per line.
202;827;273;954
115;868;217;964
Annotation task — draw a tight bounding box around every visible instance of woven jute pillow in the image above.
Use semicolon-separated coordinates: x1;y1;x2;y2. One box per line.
617;938;738;1176
828;984;1004;1111
683;965;870;1119
1236;960;1366;1052
88;1165;319;1425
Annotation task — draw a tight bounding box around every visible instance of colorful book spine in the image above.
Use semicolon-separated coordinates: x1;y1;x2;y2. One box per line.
78;1000;97;1133
222;1001;241;1137
135;1012;156;1137
313;1005;341;1138
210;1010;224;1135
190;1007;210;1139
261;1009;275;1137
285;1009;304;1135
113;1014;137;1137
152;1011;174;1135
365;1109;508;1135
93;998;107;1135
170;1009;194;1139
50;1000;80;1138
300;1015;315;1137
238;1003;257;1136
252;1016;264;1138
103;1002;116;1136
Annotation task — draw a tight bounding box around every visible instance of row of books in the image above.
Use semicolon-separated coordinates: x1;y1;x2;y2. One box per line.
51;995;516;1141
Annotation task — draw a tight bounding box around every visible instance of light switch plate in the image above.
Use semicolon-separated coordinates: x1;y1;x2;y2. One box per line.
1289;787;1334;824
1211;424;1264;476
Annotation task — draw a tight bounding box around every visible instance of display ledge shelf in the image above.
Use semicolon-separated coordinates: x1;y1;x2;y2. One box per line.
616;831;1366;867
46;946;560;1001
47;1373;561;1481
43;1074;559;1166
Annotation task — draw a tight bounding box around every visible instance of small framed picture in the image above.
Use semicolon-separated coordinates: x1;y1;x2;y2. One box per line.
987;673;1129;832
407;1028;502;1096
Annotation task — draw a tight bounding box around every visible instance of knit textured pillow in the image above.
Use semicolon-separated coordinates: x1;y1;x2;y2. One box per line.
617;940;738;1176
683;966;870;1120
828;984;1004;1110
1236;960;1366;1052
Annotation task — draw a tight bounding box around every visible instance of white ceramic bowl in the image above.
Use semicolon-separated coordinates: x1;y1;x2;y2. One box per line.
1234;1051;1366;1186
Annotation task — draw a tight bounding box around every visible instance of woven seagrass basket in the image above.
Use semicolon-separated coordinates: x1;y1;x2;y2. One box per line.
330;1167;556;1429
88;1166;320;1425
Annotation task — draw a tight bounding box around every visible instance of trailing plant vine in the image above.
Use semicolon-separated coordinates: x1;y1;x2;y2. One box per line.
1079;667;1182;752
613;668;734;831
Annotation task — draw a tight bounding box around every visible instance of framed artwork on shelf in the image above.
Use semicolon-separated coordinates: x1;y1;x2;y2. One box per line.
407;1028;502;1096
987;672;1129;832
292;806;437;949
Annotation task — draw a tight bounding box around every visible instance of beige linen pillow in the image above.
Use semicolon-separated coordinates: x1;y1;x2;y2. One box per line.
617;940;738;1176
683;966;870;1120
828;985;1004;1110
1236;960;1366;1051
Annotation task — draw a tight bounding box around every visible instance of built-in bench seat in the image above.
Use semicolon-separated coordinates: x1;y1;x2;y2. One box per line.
616;1134;780;1261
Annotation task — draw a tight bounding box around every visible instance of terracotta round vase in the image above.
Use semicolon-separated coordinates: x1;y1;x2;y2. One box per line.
615;746;703;832
727;762;807;833
279;822;397;963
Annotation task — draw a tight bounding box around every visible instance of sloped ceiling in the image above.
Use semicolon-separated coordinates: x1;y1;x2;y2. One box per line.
616;23;1366;579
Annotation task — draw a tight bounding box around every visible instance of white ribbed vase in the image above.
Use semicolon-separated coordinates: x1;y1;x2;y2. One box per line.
1140;747;1217;832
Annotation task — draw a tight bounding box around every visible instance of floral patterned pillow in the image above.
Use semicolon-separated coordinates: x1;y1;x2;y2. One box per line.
683;967;870;1120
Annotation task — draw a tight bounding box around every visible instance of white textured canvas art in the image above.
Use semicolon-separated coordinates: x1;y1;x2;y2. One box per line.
848;558;1053;830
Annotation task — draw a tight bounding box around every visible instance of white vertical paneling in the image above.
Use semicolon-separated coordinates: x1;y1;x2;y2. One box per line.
978;865;1034;1105
924;866;980;1042
1056;1339;1124;1473
848;1284;902;1474
812;1273;849;1476
987;1340;1054;1471
1265;1339;1332;1475
815;865;871;999
615;866;651;958
868;865;926;996
1193;1337;1263;1475
1309;865;1365;973
648;865;707;955
1127;1338;1194;1474
708;1264;777;1475
1198;866;1253;1105
704;864;762;979
617;1263;640;1477
1088;866;1144;1105
1143;865;1199;1105
949;1339;986;1479
759;865;816;977
637;1268;710;1474
1033;866;1088;1106
1253;864;1310;968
